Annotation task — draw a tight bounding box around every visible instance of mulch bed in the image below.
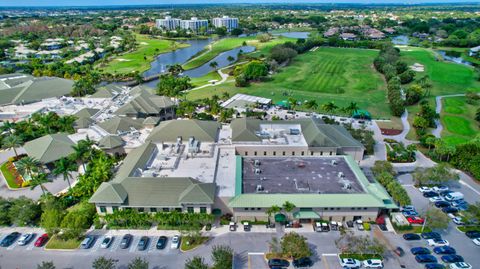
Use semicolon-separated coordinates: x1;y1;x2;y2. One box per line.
380;128;402;135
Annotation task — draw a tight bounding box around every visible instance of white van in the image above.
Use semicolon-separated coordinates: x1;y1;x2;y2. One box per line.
445;192;464;201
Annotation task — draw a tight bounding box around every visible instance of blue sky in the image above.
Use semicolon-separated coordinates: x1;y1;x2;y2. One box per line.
1;0;479;7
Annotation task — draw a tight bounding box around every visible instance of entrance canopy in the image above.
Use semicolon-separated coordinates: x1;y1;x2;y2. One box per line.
274;213;287;222
293;211;320;219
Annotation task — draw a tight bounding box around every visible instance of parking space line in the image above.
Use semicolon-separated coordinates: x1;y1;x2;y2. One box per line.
147;236;158;253
110;236;120;252
129;236;139;253
7;243;17;250
460;180;480;196
91;236;103;252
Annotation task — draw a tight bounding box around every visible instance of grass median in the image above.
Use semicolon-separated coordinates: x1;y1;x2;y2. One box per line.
45;235;82;250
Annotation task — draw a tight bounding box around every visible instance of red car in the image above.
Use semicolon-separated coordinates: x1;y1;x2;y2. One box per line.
34;233;49;247
407;217;425;224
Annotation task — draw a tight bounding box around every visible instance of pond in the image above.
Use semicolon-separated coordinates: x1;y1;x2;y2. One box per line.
272;31;310;39
437;50;475;67
392;35;409;45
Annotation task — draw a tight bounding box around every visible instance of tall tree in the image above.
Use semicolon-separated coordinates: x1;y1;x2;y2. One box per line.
322;101;338;115
53;157;77;191
2;135;23;158
92;257;117;269
16;156;41;179
209;61;219;71
425;207;450;230
211;245;233;269
30;173;50;196
128;257;149;269
37;261;56;269
282;201;296;221
185;256;209;269
266;205;281;223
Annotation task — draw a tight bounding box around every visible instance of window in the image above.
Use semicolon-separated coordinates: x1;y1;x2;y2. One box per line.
311;151;314;156
273;151;276;156
257;208;261;211
245;208;249;211
254;151;257;156
187;207;194;213
320;151;323;155
163;208;170;212
283;151;286;156
330;151;333;155
250;208;255;211
175;208;182;212
150;208;157;213
200;207;207;214
112;206;119;212
351;208;355;210
263;151;267;156
245;152;248;156
138;208;144;213
301;151;304;156
364;208;368;210
292;151;295;156
99;206;106;213
324;208;329;210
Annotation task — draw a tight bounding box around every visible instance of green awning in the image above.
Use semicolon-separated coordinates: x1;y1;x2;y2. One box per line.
212;208;222;216
293;211;320;219
275;213;287;222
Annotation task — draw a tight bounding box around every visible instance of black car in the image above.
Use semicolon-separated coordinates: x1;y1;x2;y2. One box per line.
421;232;441;240
425;264;446;269
403;233;421;240
268;259;290;268
434;201;450;208
439;190;454;197
433;246;456;255
440;255;464;263
442;207;458;214
0;232;20;247
415;254;437;263
465;231;480;238
292;257;313;268
120;234;133;249
137;236;149;251
411;247;431;255
156;236;168;249
423;191;439;198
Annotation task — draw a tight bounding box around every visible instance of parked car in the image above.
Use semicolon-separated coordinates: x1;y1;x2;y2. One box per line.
408;217;425;224
425;264;446;269
452;217;464;225
171;235;180;249
292;257;313;268
229;222;236;231
419;186;433;193
403;233;421;240
401;205;415;212
445;192;464;202
435;201;451;208
449;262;472;269
17;233;35;246
472;238;480;246
440;190;454;197
268;259;290;268
433;186;449;192
156;236;168;249
421;232;441;240
427;239;449;247
0;232;20;247
465;231;480;238
100;236;113;249
243;222;251;232
137;236;149;251
411;247;431;255
402;210;419;217
120;234;133;249
433;246;456;255
363;259;383;268
430;197;444;203
80;235;96;249
424;191;439;198
394;246;405;257
339;258;361;268
416;254;438;263
451;200;467;207
441;255;464;263
34;233;49;247
443;207;459;214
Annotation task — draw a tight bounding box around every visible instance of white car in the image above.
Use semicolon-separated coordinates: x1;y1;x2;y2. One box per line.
427;239;449;247
472;238;480;246
171;235;180;249
100;235;113;249
452;217;464;225
363;259;383;268
419;186;433;193
433;186;449;192
447;213;457;219
449;262;472;269
429;196;444;203
339;258;361;268
17;233;34;246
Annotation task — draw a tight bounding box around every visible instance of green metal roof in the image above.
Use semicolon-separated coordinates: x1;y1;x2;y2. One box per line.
293;211;320;219
74;108;99;118
89;182;128;204
98;135;124;149
23;133;75;164
113;142;157;181
96;116;144;135
130;85;156;95
0;76;73;105
146;119;220;142
73;117;94;129
143;117;161;126
115;91;174;117
90;84;122;98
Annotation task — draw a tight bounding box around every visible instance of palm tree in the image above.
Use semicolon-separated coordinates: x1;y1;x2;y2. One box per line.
167;64;184;77
53;157;77;191
282;201;296;221
209;61;219;71
266;205;281;223
304;100;318;110
71;138;94;172
227;56;235;63
30;173;50;196
0;121;16;135
321;101;338;115
344;102;360;115
288;97;298;110
16;156;41;180
2;135;23;158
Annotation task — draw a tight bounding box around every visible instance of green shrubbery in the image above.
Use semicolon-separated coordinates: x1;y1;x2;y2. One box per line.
372;161;411;206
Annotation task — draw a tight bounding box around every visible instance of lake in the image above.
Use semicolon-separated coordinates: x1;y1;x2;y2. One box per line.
392;35;409;45
437;50;475;67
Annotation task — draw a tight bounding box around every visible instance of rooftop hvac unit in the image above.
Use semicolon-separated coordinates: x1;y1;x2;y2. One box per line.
254;168;261;175
256;185;264;192
331;160;338;166
177;136;182;144
254;160;261;166
342;182;352;190
338;172;344;178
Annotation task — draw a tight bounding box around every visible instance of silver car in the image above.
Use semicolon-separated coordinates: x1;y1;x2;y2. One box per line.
17;233;35;246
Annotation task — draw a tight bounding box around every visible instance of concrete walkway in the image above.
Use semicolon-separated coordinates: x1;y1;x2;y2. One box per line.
188;61;248;92
432;94;466;138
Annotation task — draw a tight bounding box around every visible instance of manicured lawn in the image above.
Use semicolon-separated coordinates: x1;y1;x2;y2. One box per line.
45;235;82;250
440;96;479;145
190;71;222;87
182;35;296;70
187;47;389;118
97;35;188;74
180;236;210;251
0;161;21;189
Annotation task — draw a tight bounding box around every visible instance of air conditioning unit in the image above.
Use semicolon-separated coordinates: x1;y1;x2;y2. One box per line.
254;160;261;166
254;168;261;175
256;185;264;192
338;172;344;178
331;160;338;166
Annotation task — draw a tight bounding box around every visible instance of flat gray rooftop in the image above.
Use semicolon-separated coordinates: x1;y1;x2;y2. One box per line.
242;157;364;194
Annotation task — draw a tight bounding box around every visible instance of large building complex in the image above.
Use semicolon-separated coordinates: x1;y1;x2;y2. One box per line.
156;16;209;32
90;118;397;223
212;16;239;31
155;16;181;31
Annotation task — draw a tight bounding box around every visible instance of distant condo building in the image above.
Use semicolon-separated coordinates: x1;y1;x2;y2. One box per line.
156;16;181;30
212;16;239;31
180;17;209;32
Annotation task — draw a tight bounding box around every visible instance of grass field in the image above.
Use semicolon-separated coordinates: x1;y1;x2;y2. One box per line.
190;71;222;87
97;35;188;74
45;235;82;250
182;35;296;70
187;47;389;118
440;96;479;145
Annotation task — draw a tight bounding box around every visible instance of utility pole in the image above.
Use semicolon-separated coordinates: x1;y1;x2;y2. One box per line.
421;216;427;233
